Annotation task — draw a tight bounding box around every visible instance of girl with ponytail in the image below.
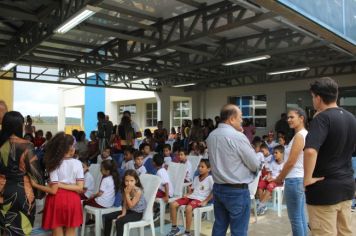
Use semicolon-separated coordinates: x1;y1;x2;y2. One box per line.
84;159;121;208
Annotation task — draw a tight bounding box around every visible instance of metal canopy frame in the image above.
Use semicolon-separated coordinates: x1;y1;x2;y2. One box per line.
0;0;355;91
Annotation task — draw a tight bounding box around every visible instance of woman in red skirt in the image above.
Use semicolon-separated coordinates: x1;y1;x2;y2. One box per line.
31;132;84;236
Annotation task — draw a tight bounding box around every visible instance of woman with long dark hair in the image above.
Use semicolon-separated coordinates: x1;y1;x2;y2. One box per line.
117;116;135;150
272;108;308;236
0;111;43;235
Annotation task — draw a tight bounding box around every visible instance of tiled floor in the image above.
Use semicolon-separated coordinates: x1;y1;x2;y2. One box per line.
31;200;356;236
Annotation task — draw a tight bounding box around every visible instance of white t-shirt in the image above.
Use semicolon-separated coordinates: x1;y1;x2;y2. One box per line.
256;152;264;163
189;175;214;201
49;158;84;184
131;121;140;134
266;140;278;149
285;129;308;179
268;160;284;179
84;171;95;198
157;168;174;197
134;165;147;176
122;160;134;170
96;176;115;208
97;155;112;165
264;154;273;165
164;156;172;165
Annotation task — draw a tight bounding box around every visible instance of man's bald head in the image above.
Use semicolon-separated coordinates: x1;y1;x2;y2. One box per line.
0;100;8;125
220;104;240;122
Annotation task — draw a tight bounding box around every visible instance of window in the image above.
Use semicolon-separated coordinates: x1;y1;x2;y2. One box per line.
146;103;158;127
119;104;136;114
228;95;267;127
172;100;191;127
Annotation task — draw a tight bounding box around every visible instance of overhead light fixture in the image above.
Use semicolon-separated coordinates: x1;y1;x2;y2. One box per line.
267;67;310;75
1;62;16;71
54;5;99;34
172;83;196;88
222;55;271;66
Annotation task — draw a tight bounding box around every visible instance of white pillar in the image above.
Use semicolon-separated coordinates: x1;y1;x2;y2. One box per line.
57;88;66;132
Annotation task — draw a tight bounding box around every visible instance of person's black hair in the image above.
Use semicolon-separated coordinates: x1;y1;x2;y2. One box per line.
193;119;200;126
44;132;74;173
0;111;25;147
288;107;307;125
123;110;131;116
124;147;135;154
79;158;90;166
178;148;188;155
310;77;338;104
252;136;262;143
200;159;211;168
273;145;285;153
24;133;34;143
144;128;152;137
71;129;79;141
252;139;262;148
101;160;121;193
260;143;269;150
220;104;238;122
139;142;151;151
163;144;171;151
262;135;267;140
133;150;143;160
152;153;164;166
97;111;105;120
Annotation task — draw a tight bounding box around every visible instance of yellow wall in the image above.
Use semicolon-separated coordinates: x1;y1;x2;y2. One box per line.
0;77;14;110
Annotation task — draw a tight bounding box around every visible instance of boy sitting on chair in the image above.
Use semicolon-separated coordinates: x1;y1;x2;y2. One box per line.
166;159;213;236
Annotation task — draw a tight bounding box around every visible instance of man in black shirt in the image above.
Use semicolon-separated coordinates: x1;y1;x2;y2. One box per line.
304;77;356;236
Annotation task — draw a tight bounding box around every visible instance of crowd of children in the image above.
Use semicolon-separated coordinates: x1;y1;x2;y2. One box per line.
24;112;356;236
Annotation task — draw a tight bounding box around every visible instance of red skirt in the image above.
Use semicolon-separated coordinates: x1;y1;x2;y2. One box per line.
42;189;83;229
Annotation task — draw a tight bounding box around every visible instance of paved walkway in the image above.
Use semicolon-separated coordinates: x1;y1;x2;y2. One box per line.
31;199;356;236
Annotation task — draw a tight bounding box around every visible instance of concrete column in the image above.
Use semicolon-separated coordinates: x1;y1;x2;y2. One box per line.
57;88;65;132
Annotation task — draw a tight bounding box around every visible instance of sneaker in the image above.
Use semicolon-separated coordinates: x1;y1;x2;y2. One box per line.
257;205;267;216
153;210;160;222
166;227;180;236
182;232;192;236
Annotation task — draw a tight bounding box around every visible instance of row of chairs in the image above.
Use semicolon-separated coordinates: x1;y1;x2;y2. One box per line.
82;160;284;235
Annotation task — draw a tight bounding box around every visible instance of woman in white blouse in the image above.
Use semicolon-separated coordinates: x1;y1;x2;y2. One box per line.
272;108;308;236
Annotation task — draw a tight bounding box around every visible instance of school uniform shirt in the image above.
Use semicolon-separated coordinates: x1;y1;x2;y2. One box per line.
134;164;147;176
95;176;115;208
122;160;134;170
264;154;273;165
164;156;172;165
256;152;264;164
268;160;284;179
156;167;174;197
97;155;112;165
49;158;84;184
189;175;214;201
84;171;95;198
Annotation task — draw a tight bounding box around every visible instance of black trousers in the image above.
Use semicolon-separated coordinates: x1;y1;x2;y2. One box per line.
103;210;143;236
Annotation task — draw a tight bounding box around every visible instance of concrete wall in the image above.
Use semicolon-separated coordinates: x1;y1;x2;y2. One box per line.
0;77;14;110
203;74;356;136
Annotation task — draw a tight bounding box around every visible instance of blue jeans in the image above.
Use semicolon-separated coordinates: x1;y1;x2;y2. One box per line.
212;184;250;236
284;178;308;236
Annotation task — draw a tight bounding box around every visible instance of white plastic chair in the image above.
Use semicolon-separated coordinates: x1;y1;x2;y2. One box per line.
248;170;262;223
156;162;188;234
81;164;118;236
81;205;122;236
178;204;214;235
89;163;102;192
272;186;284;217
187;155;202;178
110;174;161;236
